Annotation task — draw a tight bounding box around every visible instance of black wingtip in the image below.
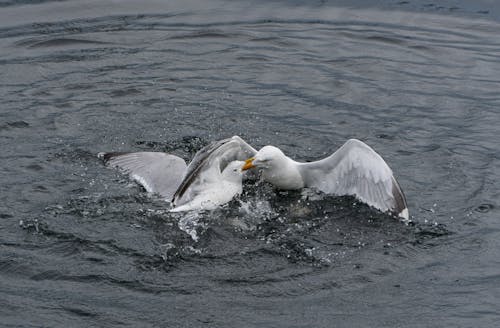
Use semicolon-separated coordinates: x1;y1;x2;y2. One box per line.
391;177;409;219
97;152;129;164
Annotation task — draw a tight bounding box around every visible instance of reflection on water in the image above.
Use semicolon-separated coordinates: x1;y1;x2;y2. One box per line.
1;0;500;327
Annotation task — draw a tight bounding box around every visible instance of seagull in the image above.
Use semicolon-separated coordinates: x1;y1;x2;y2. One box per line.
99;136;256;212
242;139;409;219
170;160;246;212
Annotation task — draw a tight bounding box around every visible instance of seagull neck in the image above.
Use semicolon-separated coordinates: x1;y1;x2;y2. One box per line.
263;156;304;190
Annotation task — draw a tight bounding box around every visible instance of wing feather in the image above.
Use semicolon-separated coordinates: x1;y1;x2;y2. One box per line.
299;139;408;218
99;152;187;200
172;136;257;205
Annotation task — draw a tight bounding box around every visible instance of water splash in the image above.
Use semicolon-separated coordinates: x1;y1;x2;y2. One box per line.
177;211;204;242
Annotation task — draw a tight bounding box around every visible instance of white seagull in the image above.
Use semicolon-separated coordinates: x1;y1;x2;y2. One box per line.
99;136;256;212
242;139;409;219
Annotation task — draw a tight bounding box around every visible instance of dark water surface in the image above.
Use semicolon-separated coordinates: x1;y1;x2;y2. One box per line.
1;0;500;327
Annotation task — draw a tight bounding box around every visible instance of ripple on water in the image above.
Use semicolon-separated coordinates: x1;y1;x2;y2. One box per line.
2;1;500;326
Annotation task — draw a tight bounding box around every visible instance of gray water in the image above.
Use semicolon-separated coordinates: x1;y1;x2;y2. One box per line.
1;0;500;327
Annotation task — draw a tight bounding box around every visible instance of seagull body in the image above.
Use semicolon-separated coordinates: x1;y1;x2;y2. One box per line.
99;136;256;212
243;139;409;219
170;160;245;212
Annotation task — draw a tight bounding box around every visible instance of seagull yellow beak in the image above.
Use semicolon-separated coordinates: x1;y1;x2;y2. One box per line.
242;157;256;171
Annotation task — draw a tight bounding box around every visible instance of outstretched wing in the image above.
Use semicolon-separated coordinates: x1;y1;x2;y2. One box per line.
99;152;187;200
298;139;408;219
172;136;257;206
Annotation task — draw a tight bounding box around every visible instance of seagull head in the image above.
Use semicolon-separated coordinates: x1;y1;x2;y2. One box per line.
242;145;304;189
242;145;286;171
222;160;246;183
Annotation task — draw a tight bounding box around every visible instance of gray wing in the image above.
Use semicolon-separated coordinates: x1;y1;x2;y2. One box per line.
298;139;408;219
172;135;257;206
99;152;187;200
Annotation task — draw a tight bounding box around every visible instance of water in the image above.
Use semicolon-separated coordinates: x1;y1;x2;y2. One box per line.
1;0;500;326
